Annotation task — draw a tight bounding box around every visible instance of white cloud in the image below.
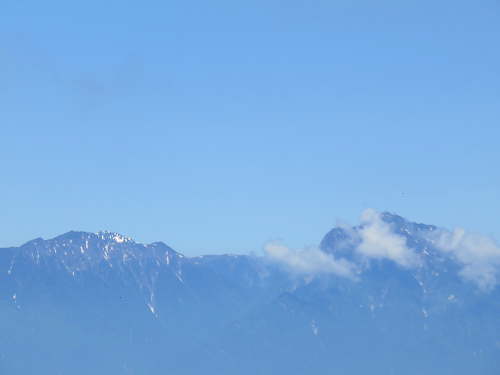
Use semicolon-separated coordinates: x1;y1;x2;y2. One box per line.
263;240;357;279
432;227;500;291
262;208;418;279
262;208;500;291
355;208;418;268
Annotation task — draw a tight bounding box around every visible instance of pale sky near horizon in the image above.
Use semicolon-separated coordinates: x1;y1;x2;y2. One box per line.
1;0;499;256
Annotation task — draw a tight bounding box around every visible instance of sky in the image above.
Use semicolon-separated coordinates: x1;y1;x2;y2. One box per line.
1;0;499;256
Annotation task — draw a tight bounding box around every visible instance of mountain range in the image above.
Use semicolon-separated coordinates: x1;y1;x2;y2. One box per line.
1;212;499;374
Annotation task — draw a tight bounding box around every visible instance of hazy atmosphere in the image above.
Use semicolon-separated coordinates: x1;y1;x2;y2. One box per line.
2;0;500;256
2;3;500;373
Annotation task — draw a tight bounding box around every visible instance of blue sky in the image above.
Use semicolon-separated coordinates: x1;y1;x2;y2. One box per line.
1;0;499;256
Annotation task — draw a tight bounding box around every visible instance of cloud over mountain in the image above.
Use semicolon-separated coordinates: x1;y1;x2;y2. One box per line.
355;208;419;268
432;227;500;291
264;208;500;292
263;240;357;278
264;208;418;277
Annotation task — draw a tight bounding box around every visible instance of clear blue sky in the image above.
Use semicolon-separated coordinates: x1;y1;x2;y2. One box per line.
1;0;499;256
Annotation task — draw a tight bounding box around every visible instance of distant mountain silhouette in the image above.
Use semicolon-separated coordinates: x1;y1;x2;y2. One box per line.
1;215;499;374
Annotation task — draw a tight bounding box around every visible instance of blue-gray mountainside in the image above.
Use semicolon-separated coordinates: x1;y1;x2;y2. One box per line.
1;213;499;374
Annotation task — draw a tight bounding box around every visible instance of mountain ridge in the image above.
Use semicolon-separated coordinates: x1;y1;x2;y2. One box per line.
1;212;499;374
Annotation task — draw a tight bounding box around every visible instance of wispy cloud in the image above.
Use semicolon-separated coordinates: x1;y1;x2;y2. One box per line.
263;240;357;279
263;208;500;291
431;227;500;291
355;208;418;268
262;208;418;279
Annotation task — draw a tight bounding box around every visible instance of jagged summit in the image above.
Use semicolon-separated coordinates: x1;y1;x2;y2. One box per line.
319;211;438;258
379;211;438;232
50;230;137;244
3;230;180;283
19;230;173;255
